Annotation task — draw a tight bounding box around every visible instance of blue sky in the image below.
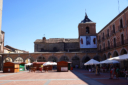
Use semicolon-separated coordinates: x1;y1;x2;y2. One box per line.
1;0;128;53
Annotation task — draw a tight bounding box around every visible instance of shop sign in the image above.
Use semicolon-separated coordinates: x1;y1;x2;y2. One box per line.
8;68;10;72
61;67;68;71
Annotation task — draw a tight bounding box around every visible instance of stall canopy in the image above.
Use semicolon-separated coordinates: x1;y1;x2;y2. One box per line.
84;59;100;65
100;59;119;64
108;54;128;61
43;62;57;66
25;63;33;65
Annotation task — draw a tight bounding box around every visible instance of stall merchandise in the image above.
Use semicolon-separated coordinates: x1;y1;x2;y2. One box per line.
3;62;19;73
33;62;45;70
19;62;26;71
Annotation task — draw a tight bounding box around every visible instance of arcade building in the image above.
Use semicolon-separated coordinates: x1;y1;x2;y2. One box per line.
1;6;128;70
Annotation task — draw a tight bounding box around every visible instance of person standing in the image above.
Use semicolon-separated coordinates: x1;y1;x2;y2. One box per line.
116;67;119;79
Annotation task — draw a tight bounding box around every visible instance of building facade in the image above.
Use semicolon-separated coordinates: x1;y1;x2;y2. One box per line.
4;45;29;53
34;38;79;52
97;6;128;68
1;6;128;70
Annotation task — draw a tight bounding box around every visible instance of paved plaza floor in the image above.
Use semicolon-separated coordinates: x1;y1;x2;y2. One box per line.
0;69;128;85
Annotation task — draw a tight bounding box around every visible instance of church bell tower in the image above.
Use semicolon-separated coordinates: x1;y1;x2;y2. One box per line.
78;12;97;52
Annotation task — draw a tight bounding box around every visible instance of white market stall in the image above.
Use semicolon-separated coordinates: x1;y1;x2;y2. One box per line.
43;62;57;66
84;59;100;65
100;60;119;64
84;59;100;74
43;62;57;71
108;54;128;61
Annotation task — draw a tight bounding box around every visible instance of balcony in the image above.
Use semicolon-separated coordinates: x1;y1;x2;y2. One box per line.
102;37;105;41
97;39;128;52
106;34;109;39
118;25;124;31
110;39;128;49
111;30;115;36
106;47;110;50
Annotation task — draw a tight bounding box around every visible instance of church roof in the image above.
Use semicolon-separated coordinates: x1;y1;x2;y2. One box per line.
80;13;93;23
34;38;79;43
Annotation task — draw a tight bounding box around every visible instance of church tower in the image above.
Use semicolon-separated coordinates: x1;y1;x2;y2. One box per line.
78;13;97;52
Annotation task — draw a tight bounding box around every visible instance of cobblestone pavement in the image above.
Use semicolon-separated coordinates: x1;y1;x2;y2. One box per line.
0;69;127;85
0;70;104;85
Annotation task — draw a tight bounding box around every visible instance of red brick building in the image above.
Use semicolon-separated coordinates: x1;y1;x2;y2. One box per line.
1;6;128;70
97;6;128;68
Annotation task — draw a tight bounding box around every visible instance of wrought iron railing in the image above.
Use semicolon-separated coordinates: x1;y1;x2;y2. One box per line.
98;39;128;52
118;25;124;31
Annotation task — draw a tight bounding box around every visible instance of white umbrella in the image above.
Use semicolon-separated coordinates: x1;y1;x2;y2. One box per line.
25;63;33;65
108;54;128;61
100;59;119;64
84;59;100;65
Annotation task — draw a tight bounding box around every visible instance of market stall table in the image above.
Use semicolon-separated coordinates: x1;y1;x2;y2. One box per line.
3;62;19;73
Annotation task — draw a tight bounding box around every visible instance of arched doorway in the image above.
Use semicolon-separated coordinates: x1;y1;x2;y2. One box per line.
113;51;119;57
93;55;100;61
60;56;69;62
3;57;13;63
120;49;128;69
72;56;80;68
25;58;34;63
120;49;127;55
48;56;58;62
82;56;90;63
25;58;31;63
37;56;46;62
82;56;90;69
102;54;107;61
108;53;112;58
14;57;24;63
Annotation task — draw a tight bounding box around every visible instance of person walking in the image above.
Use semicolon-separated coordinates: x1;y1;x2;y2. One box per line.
116;67;119;79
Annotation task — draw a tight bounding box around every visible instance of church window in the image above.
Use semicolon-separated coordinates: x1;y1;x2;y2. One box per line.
86;27;89;34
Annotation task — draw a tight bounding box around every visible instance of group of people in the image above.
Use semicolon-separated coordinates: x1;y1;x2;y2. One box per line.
85;64;121;79
110;66;120;79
